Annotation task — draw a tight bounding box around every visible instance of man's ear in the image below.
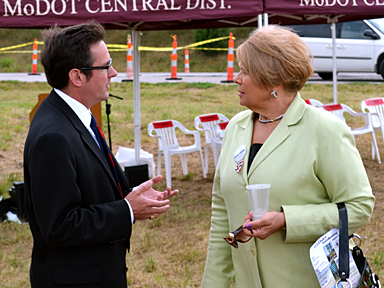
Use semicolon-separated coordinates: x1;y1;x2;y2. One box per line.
68;68;84;87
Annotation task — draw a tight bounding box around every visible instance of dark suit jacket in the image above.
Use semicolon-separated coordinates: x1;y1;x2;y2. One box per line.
24;90;132;288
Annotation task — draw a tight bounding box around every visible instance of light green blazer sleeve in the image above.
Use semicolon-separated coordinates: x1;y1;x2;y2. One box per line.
201;139;234;288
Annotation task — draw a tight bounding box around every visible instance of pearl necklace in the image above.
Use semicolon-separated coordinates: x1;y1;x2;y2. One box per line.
258;113;285;123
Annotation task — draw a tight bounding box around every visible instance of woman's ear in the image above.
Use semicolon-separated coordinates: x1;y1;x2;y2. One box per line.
68;68;84;88
272;84;281;93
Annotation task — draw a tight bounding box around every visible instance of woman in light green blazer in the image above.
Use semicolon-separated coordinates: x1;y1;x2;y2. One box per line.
201;25;375;288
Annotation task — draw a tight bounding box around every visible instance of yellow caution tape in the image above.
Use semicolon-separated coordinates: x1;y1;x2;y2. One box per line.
139;46;174;52
0;40;44;52
0;42;34;51
190;47;237;51
183;36;235;49
107;44;126;49
0;50;41;54
108;35;235;52
0;36;235;53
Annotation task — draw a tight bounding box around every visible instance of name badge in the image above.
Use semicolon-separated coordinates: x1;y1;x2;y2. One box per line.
234;145;246;173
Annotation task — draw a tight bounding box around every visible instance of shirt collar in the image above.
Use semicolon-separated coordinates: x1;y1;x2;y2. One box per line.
54;88;92;128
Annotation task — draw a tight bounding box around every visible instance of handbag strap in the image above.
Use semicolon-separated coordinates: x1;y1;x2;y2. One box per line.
337;202;350;282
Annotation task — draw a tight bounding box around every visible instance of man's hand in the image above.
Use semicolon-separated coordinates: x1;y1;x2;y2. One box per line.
125;175;179;220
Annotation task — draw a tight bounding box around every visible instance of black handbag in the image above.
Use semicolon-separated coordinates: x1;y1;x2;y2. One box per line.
337;203;381;288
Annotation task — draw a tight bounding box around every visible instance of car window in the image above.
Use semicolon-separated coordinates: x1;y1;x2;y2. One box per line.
368;18;384;34
340;21;372;39
289;24;340;38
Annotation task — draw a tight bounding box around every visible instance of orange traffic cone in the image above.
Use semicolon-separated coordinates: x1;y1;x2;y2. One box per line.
28;38;40;75
221;33;234;83
122;34;133;82
184;48;190;73
166;35;182;80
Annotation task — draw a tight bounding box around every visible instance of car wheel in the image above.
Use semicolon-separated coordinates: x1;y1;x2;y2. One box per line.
317;72;333;80
379;60;384;79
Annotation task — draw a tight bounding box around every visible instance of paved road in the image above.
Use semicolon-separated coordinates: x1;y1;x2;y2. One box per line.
0;72;383;84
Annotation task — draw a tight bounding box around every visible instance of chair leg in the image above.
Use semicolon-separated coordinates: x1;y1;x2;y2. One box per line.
371;132;381;164
157;152;162;176
180;154;188;175
164;151;172;187
204;145;209;174
199;149;207;178
371;140;375;160
211;143;219;168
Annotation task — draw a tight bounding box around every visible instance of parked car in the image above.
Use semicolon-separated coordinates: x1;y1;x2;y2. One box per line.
287;18;384;80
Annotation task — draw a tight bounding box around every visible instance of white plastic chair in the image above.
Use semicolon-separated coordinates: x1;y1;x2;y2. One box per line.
304;99;324;108
323;103;381;163
148;120;206;187
194;113;230;170
361;97;384;145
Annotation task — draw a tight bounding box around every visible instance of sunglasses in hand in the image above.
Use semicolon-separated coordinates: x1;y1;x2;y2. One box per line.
223;225;252;248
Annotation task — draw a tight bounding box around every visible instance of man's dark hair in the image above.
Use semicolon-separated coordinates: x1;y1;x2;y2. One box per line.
41;21;105;89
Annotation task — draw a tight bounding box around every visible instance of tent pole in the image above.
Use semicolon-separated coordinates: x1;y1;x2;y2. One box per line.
263;13;268;26
258;14;263;28
331;19;338;103
132;28;141;164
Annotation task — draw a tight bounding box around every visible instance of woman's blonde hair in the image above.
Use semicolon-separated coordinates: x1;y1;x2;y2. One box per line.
236;25;313;93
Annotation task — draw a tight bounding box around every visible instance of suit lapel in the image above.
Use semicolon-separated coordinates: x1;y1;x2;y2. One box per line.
47;91;120;194
235;112;254;184
246;94;306;179
248;122;291;178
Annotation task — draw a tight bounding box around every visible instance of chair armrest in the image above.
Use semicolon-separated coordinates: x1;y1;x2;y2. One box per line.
342;105;372;124
177;124;197;135
148;134;162;139
361;111;380;124
184;130;202;145
147;126;162;139
194;125;206;132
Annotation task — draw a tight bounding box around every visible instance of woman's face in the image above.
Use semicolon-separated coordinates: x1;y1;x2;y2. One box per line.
234;63;270;111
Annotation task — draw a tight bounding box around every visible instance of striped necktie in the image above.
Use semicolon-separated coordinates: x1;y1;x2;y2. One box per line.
90;114;123;198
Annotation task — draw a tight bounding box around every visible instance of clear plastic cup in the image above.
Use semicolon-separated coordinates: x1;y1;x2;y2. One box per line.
246;184;270;221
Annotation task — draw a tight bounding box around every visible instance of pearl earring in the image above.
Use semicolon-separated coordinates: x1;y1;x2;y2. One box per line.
271;91;278;98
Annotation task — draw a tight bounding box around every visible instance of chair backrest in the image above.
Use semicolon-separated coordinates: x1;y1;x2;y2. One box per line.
361;98;384;128
322;103;347;123
194;113;230;144
148;120;180;150
304;99;323;108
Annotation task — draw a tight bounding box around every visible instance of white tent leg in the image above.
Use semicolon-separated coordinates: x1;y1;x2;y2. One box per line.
132;29;141;164
331;19;338;103
263;13;268;26
258;14;263;28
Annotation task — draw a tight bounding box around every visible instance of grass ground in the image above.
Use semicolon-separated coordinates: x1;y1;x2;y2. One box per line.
0;81;383;287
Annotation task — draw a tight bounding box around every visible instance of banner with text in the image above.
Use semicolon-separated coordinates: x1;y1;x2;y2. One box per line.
0;0;263;29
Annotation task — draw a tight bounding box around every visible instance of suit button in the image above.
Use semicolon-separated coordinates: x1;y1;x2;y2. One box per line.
251;249;256;256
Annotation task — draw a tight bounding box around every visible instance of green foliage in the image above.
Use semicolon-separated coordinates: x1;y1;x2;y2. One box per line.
0;58;14;69
0;173;22;198
143;256;156;272
181;173;193;181
187;82;218;89
193;28;230;56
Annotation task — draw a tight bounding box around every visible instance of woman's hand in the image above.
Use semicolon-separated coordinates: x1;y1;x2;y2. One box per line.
242;211;286;240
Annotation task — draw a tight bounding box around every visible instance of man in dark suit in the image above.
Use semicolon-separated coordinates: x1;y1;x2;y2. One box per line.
24;21;178;287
